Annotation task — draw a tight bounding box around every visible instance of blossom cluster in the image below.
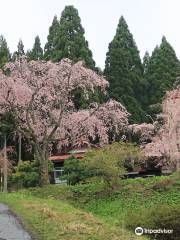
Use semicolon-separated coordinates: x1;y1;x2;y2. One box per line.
0;57;129;149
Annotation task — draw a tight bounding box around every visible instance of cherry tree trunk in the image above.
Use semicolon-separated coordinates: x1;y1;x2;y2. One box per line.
39;157;49;186
35;147;50;186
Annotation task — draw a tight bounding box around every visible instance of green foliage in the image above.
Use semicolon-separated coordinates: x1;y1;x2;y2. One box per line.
9;160;53;188
44;15;60;61
0;112;17;149
10;171;39;188
143;51;150;75
83;142;142;185
62;142;142;186
72;87;106;109
27;36;43;61
44;6;98;109
44;6;95;70
17;39;25;56
0;35;10;68
0;112;35;162
0;193;144;240
19;173;180;205
61;156;88;185
145;36;180;109
9;161;39;188
16;160;38;172
47;160;54;172
148;103;162;116
126;205;180;240
0;112;16;134
12;39;25;61
11;173;180;240
104;16;147;123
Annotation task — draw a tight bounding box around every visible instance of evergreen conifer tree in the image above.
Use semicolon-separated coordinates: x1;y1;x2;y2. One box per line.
0;35;10;68
143;51;150;75
104;16;146;123
44;15;59;60
46;6;95;69
17;39;25;56
12;39;25;61
28;36;43;61
146;36;180;106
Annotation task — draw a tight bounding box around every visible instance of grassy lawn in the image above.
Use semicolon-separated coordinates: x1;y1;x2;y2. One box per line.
0;173;179;239
0;192;146;240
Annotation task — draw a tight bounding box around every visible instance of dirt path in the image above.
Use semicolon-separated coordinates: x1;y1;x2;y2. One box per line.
0;203;32;240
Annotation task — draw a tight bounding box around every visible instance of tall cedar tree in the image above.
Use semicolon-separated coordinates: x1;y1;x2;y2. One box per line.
28;36;43;61
44;6;99;109
146;36;180;106
12;39;25;61
45;6;95;69
44;15;59;60
104;16;147;123
143;51;150;75
17;39;25;56
0;35;10;69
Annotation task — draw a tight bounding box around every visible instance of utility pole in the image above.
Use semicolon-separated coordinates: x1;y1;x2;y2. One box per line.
3;134;7;192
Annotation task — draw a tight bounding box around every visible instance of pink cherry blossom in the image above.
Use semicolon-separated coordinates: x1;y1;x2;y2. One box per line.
144;89;180;170
0;57;129;185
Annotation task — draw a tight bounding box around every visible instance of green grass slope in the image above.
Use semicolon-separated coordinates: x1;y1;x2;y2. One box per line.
0;192;146;240
0;173;179;239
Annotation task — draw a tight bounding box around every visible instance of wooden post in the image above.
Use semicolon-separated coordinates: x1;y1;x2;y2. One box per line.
3;134;7;192
18;133;22;165
0;168;2;192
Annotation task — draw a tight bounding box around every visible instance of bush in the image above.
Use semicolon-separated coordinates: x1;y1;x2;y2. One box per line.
62;142;143;186
9;160;53;189
9;161;39;189
10;171;39;188
9;172;25;189
16;160;38;172
61;156;91;185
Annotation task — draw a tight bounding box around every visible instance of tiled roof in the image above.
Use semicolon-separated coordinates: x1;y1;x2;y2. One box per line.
49;153;84;161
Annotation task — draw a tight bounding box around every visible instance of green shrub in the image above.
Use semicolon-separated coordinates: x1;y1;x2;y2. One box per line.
9;161;39;188
61;156;91;185
9;172;25;189
9;160;54;189
23;172;39;188
10;171;39;188
9;160;52;188
62;142;143;186
16;160;38;172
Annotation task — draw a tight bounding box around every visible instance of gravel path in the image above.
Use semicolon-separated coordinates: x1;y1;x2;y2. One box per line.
0;203;32;240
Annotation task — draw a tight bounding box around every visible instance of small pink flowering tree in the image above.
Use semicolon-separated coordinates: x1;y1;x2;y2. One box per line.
0;57;129;185
127;123;155;145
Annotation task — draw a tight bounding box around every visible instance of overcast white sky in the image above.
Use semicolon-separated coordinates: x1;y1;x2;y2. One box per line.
0;0;180;68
